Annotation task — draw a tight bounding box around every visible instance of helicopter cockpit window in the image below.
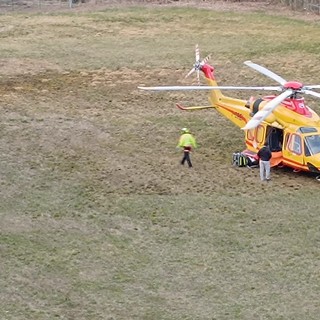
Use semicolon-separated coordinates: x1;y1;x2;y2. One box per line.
287;134;302;155
298;127;317;134
247;129;254;141
256;125;265;144
304;135;320;156
304;141;311;157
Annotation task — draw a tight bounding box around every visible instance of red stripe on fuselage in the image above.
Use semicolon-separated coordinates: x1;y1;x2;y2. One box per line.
216;104;248;124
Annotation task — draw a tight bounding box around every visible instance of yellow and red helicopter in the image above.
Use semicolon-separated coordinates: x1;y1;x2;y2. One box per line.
139;45;320;179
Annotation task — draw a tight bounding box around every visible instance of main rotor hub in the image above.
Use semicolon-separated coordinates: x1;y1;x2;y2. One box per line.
283;81;303;90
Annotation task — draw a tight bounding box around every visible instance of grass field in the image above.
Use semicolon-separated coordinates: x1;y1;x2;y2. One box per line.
0;2;320;319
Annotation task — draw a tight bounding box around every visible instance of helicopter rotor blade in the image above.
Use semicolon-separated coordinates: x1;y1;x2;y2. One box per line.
201;53;211;65
244;61;287;86
185;67;196;79
242;89;293;131
138;85;283;91
185;44;201;81
303;89;320;98
304;85;320;90
197;69;200;85
195;44;200;63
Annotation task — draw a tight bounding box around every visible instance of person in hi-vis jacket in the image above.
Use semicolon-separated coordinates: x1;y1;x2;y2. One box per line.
177;128;197;168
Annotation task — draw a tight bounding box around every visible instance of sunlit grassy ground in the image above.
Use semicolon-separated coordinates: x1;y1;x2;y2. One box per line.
0;4;320;319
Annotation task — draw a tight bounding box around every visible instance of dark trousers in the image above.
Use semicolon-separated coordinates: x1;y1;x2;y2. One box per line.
181;147;192;167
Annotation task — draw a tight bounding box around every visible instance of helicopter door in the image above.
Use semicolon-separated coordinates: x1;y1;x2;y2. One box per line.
282;133;305;169
267;127;283;152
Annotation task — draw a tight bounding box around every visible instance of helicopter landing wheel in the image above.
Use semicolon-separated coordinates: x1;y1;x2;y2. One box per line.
316;175;320;182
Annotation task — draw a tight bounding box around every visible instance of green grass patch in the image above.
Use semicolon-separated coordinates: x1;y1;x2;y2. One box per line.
1;4;320;320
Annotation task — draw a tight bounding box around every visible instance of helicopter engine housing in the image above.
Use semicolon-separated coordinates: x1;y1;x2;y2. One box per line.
249;97;276;124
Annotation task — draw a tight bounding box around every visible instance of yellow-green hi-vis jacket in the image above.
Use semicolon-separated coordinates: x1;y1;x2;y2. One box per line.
177;133;197;149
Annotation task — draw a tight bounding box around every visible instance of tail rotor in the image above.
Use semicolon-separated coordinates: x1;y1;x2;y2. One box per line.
185;44;211;85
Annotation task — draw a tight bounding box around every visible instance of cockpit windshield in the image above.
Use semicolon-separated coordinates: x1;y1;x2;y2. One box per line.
304;135;320;156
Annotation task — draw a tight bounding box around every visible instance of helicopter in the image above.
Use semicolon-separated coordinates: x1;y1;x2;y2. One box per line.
138;45;320;180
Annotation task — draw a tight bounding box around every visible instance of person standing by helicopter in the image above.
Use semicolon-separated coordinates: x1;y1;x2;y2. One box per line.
257;141;272;181
177;128;197;168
